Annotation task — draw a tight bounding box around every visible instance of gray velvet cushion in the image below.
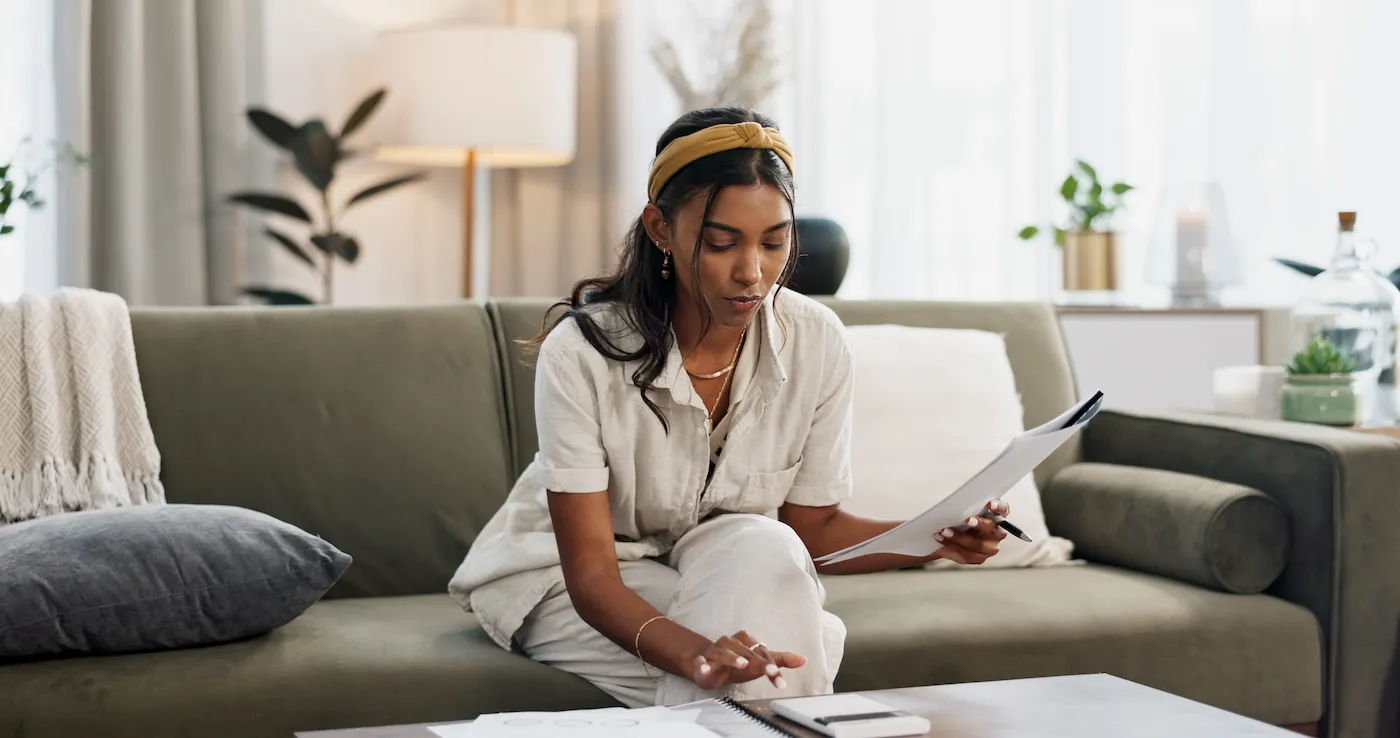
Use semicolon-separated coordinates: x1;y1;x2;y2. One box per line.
1042;462;1289;594
0;504;352;659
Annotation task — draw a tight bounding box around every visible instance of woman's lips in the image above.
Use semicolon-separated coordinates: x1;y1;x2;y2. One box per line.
727;296;761;312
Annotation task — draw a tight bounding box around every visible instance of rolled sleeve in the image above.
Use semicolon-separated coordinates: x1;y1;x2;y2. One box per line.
534;337;610;493
785;325;854;507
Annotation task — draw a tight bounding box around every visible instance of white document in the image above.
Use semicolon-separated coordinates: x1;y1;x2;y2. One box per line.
815;390;1104;566
429;705;713;738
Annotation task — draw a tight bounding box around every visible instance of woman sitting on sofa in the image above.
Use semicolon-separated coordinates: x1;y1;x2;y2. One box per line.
449;106;1009;708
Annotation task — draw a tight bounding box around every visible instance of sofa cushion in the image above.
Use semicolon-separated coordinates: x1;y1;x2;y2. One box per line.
843;323;1074;568
0;504;350;659
0;595;616;738
824;564;1322;727
1042;463;1290;594
128;304;516;599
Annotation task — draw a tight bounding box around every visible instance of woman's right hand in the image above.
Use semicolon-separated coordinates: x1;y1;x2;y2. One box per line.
687;630;807;691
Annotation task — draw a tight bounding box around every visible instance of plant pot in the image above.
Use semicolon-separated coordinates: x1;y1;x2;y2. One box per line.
1280;373;1361;426
1063;230;1118;291
790;217;851;296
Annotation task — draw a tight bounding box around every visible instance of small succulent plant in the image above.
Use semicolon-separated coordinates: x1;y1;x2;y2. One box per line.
1286;336;1357;375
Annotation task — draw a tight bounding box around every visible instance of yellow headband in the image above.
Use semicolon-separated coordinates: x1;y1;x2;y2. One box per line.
647;121;795;202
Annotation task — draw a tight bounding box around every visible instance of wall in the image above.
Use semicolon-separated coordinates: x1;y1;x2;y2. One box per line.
253;0;495;305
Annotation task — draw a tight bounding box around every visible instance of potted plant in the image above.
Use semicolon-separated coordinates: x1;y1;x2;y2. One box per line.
1281;336;1360;426
1018;160;1133;292
228;88;427;305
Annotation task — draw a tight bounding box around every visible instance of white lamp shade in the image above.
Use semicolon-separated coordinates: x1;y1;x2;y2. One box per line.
372;25;577;168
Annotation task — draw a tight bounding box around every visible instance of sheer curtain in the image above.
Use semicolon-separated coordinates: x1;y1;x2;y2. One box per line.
643;0;1400;302
0;1;58;301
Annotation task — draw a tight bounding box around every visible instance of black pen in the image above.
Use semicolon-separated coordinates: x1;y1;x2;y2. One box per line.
986;512;1032;542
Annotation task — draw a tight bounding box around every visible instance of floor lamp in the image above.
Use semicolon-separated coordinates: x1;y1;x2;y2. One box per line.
373;26;577;298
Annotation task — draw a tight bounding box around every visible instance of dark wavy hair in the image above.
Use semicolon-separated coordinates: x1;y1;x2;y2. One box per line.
527;106;799;432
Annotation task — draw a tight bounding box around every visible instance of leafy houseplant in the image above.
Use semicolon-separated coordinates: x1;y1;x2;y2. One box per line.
1281;336;1361;426
229;88;427;305
0;138;90;239
1017;160;1134;246
1017;160;1134;292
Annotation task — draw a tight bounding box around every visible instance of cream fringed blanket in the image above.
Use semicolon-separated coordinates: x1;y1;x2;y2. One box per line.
0;288;164;524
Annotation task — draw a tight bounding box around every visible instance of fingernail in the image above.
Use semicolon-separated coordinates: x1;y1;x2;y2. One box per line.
766;664;779;677
934;533;945;542
735;657;748;668
967;517;980;527
700;663;711;675
775;675;788;689
941;528;954;537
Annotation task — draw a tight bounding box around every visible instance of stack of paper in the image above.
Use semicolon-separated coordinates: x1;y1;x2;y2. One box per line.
814;390;1104;566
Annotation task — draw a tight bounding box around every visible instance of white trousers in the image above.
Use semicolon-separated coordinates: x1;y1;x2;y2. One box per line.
515;513;848;708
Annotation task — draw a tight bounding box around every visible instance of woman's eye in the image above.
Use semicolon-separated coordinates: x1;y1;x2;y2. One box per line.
705;242;736;251
763;242;786;250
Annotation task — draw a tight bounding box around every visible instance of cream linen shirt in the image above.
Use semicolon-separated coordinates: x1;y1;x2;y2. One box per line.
448;287;855;651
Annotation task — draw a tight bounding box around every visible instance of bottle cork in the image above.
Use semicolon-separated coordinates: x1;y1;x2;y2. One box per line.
1339;211;1357;231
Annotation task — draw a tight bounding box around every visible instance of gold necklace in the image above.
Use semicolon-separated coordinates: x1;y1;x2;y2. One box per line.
697;328;747;425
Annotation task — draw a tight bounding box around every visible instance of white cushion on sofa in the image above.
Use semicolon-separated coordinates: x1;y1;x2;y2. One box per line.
844;324;1075;569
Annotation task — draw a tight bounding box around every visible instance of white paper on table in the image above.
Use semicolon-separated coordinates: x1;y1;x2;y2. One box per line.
428;705;710;738
815;390;1104;566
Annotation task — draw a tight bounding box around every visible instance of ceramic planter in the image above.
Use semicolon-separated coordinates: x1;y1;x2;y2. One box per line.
1280;373;1360;426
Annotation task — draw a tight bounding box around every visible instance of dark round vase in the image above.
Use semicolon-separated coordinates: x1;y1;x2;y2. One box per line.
790;217;851;296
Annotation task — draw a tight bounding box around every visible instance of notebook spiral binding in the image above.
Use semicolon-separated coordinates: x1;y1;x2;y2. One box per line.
717;696;801;737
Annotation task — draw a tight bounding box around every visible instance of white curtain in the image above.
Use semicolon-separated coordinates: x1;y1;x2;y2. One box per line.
641;0;1400;303
2;0;257;306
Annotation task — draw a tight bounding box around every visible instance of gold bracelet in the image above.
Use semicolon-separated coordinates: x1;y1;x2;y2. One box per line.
633;615;669;680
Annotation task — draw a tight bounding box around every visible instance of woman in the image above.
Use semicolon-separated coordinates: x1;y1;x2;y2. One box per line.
449;106;1008;708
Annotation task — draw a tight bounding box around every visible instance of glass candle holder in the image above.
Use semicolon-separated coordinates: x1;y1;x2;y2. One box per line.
1145;182;1242;305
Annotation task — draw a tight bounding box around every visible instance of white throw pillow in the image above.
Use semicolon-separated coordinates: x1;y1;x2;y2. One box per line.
844;324;1075;569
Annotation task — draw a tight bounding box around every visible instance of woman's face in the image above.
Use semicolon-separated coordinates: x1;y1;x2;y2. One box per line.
645;183;793;330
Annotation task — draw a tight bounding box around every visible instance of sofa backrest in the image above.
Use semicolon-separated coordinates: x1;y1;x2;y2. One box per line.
489;295;1080;489
129;303;516;599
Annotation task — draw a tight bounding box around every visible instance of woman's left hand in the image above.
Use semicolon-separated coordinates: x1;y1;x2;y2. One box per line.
934;499;1009;565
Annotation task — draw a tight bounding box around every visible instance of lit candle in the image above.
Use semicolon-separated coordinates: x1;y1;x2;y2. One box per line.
1176;209;1209;289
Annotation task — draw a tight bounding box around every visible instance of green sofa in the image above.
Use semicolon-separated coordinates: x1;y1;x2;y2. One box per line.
2;297;1396;738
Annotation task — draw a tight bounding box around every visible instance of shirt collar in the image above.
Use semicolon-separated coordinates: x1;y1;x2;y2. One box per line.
653;285;788;402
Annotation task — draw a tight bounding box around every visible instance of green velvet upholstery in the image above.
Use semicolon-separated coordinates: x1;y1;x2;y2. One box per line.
1083;409;1400;738
0;596;616;738
5;296;1390;738
824;565;1322;726
126;304;515;599
1042;462;1290;594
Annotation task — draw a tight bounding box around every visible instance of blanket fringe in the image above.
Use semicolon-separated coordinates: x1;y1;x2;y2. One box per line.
0;452;165;524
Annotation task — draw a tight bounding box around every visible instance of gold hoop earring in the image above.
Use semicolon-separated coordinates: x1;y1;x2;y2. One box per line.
660;250;672;280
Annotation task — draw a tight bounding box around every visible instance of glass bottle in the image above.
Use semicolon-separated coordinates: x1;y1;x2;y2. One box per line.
1288;211;1400;423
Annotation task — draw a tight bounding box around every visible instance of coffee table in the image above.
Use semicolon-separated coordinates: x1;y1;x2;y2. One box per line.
295;673;1314;737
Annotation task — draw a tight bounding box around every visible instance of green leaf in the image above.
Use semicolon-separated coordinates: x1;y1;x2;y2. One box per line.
345;172;429;208
291;120;339;191
227;191;312;222
1111;182;1134;196
262;227;316;268
1059;175;1078;201
246;108;298;150
242;286;316;305
0;225;13;235
339;88;386;139
1053;228;1067;247
311;232;360;263
1089;182;1103;200
1077;160;1098;181
1017;225;1040;240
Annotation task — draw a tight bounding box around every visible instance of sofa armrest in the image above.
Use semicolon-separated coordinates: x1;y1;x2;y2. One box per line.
1081;408;1400;738
1042;462;1289;595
